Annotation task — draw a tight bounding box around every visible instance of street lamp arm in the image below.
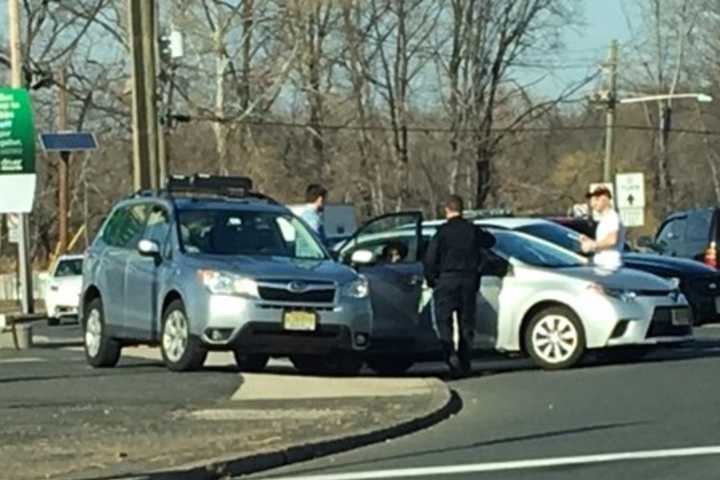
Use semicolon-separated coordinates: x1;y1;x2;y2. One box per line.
619;93;713;104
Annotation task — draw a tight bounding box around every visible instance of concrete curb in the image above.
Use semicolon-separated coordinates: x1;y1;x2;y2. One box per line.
141;385;462;480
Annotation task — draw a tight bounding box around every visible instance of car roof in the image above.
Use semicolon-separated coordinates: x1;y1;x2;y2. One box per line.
474;217;547;229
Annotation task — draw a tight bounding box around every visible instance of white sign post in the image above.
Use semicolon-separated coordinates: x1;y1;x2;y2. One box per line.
615;173;646;227
7;213;19;243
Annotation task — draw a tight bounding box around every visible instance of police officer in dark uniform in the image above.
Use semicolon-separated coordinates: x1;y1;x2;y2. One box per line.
423;195;495;378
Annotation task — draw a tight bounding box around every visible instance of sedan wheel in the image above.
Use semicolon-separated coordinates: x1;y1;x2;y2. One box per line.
526;306;585;370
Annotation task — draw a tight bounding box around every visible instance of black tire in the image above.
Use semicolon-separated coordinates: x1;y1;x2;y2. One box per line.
525;306;586;370
47;317;60;327
290;353;364;376
233;351;269;372
83;297;121;368
160;299;207;372
366;356;415;376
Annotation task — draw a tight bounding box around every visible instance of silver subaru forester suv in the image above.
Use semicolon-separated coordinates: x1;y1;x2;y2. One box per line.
80;175;372;374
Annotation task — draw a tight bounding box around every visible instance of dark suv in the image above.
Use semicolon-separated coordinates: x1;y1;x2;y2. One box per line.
640;209;717;268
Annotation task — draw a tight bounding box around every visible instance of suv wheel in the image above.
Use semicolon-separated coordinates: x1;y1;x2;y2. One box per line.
47;316;60;327
83;297;121;368
161;300;207;372
233;351;269;372
366;356;415;376
525;306;586;370
290;353;364;376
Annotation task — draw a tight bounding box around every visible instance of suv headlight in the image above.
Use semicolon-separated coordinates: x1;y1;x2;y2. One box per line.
198;270;259;298
588;284;637;303
342;276;369;299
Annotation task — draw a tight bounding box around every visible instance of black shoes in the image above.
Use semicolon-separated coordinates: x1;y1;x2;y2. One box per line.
446;352;472;379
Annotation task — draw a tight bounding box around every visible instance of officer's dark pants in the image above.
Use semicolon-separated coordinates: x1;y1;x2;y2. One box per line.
434;274;479;363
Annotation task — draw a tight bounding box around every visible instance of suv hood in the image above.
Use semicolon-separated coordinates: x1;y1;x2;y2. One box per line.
555;265;675;291
184;255;359;283
623;252;715;276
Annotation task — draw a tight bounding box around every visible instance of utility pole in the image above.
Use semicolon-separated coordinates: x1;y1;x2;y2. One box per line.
8;0;34;314
603;39;619;184
57;69;70;255
128;0;160;191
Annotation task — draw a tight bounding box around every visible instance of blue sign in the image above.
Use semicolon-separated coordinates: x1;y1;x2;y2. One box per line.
40;132;97;152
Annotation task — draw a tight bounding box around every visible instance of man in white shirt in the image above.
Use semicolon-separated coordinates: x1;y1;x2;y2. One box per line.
300;184;327;242
580;186;626;270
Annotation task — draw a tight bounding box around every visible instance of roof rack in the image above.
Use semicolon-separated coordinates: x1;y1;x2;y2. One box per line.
131;174;279;205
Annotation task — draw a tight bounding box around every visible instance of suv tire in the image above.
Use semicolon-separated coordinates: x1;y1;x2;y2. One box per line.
83;297;121;368
47;317;60;327
233;351;269;372
525;306;586;370
161;299;207;372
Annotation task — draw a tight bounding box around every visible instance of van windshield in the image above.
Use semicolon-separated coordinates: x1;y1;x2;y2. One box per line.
178;209;327;260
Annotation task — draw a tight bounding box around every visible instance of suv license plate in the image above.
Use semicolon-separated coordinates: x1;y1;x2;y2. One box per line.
283;311;317;331
671;308;691;327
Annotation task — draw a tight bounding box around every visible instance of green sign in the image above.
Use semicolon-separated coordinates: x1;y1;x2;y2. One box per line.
0;88;35;175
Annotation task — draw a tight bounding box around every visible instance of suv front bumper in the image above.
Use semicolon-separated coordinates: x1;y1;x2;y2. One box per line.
191;294;372;354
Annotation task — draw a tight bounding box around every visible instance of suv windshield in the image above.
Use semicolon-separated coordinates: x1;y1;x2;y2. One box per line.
493;230;586;268
178;209;327;260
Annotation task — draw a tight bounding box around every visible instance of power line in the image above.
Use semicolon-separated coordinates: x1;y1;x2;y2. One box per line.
175;115;720;136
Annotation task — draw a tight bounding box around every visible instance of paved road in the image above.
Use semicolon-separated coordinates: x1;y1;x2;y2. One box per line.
247;326;720;480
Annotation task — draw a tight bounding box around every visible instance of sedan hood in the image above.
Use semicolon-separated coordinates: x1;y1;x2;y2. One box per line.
184;255;358;283
624;253;715;276
556;266;675;291
49;276;83;292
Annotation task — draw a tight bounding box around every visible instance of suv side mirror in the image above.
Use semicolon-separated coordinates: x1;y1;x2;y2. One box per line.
138;239;161;257
351;249;375;266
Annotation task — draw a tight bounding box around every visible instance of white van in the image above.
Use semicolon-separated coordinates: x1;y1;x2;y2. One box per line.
289;203;358;246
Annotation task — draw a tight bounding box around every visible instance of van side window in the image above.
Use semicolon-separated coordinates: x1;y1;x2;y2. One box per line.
686;210;712;242
658;218;686;244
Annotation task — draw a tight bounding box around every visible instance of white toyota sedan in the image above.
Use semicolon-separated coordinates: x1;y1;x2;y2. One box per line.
336;212;693;371
44;254;84;326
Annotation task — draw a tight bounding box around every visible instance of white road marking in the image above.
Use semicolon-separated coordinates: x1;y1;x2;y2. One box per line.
0;357;44;364
263;446;720;480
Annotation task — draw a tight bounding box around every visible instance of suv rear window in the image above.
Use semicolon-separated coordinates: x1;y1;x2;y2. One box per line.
178;209;327;260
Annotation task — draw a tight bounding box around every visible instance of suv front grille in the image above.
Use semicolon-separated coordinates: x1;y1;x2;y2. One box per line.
256;279;336;304
258;287;335;303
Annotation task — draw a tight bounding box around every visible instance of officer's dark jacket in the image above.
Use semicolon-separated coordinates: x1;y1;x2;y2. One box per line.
423;217;496;285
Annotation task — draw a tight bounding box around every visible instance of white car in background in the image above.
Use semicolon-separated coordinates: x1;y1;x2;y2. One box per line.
44;254;84;326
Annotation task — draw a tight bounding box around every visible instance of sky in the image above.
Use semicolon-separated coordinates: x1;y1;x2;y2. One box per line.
532;0;635;98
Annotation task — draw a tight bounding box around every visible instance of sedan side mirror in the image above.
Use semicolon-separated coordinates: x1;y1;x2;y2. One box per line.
351;249;376;266
138;239;161;257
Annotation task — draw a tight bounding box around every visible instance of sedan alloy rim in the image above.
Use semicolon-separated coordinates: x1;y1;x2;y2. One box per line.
532;315;578;364
163;311;188;363
85;309;102;358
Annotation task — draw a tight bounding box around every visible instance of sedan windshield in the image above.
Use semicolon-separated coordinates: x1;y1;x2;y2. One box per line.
178;209;327;260
492;230;586;268
54;258;83;277
516;223;583;255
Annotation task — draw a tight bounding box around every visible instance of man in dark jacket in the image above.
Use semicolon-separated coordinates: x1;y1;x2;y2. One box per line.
423;195;495;378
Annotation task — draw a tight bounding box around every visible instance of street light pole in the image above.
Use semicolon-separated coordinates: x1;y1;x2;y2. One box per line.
8;0;34;314
603;40;618;184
